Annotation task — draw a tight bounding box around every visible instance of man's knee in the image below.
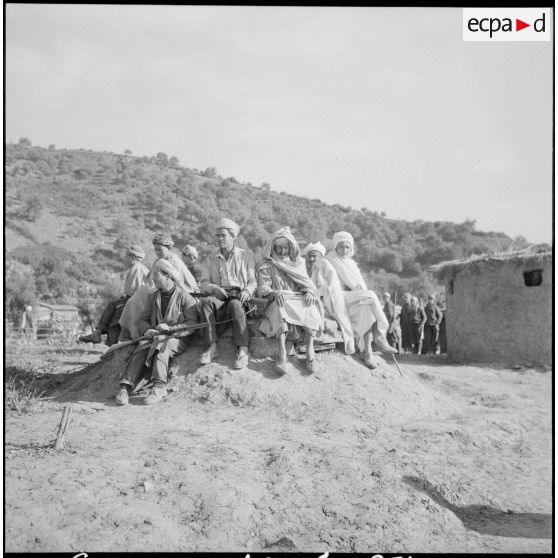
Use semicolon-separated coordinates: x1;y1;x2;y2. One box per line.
228;298;244;315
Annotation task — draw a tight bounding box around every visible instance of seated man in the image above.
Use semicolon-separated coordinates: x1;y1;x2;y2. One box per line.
199;218;256;369
181;244;203;285
325;231;397;369
256;227;324;375
79;244;149;346
119;233;199;341
303;242;355;355
115;259;199;406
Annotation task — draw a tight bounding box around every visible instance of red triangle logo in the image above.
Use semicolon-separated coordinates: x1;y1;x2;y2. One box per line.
516;19;530;31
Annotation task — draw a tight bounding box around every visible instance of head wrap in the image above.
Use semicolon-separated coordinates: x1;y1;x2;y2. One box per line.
181;244;199;259
264;226;300;262
152;258;181;283
126;244;145;259
302;242;326;258
332;231;355;258
383;292;391;299
152;233;174;247
25;305;33;312
216;218;240;239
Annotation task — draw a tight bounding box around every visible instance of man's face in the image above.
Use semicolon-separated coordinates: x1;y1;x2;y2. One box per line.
411;298;418;307
182;253;195;267
273;237;291;260
125;253;136;266
152;269;175;292
428;296;435;304
216;228;235;252
306;250;321;267
383;295;390;303
335;241;352;258
154;242;171;259
403;294;411;304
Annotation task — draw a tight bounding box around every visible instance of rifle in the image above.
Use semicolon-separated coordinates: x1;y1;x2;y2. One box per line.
191;289;269;311
101;296;268;361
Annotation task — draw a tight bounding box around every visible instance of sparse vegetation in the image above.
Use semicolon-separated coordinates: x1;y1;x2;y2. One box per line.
5;141;533;322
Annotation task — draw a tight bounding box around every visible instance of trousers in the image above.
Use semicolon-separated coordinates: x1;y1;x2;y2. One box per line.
199;297;249;348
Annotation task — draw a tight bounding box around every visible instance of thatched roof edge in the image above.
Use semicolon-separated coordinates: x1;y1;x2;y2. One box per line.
429;246;552;279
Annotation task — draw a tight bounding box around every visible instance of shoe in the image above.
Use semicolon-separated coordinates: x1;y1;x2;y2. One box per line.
363;355;379;369
200;344;219;365
115;387;129;406
142;386;167;405
233;352;250;370
275;360;290;375
306;357;316;374
373;334;398;354
79;331;102;344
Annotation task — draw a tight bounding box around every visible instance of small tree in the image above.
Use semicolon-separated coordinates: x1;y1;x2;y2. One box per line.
18;137;32;147
124;149;132;155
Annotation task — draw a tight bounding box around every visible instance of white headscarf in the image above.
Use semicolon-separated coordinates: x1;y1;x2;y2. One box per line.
332;231;355;258
302;242;326;257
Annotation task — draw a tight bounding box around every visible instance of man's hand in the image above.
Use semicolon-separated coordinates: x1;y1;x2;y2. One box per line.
213;286;229;300
304;291;318;306
156;323;170;332
239;289;250;304
144;328;159;339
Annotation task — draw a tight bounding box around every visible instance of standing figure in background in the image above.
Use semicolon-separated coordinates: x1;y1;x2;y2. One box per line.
20;305;37;341
422;294;443;355
79;245;149;346
437;294;447;354
382;292;401;353
256;227;324;374
325;231;397;369
409;296;426;354
399;293;413;353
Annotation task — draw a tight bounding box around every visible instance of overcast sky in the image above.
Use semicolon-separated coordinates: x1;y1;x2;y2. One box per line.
6;5;553;243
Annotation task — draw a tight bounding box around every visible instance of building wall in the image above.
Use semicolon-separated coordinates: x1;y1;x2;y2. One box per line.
446;260;552;366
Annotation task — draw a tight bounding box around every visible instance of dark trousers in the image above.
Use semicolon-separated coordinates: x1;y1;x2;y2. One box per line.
200;297;249;349
439;319;447;354
98;297;128;346
410;323;423;354
386;328;401;352
422;324;439;354
120;337;189;388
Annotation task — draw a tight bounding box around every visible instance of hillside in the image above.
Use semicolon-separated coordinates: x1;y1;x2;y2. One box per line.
5;139;518;319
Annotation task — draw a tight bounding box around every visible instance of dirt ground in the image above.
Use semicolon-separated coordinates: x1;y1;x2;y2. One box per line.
4;339;553;553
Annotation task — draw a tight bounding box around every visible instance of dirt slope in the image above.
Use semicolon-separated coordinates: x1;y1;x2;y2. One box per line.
4;344;553;553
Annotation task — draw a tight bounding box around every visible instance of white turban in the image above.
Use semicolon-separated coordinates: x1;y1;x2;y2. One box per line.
152;258;181;284
302;242;326;257
332;231;355;257
216;218;240;239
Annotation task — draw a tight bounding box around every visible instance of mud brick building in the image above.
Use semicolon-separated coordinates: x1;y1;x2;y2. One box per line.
431;247;552;367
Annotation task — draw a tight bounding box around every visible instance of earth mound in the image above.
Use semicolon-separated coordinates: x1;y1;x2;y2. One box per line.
53;340;458;424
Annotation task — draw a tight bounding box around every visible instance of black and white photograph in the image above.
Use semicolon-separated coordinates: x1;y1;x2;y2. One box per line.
4;4;553;554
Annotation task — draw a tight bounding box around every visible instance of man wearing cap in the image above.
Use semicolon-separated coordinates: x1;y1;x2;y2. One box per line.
181;244;203;285
198;218;256;369
79;245;149;346
152;233;198;293
115;259;199;406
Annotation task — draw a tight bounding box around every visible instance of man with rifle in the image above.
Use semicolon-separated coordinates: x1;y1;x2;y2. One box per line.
198;218;257;369
115;258;199;406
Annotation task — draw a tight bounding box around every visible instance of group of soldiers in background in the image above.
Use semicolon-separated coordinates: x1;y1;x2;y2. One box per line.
381;292;447;355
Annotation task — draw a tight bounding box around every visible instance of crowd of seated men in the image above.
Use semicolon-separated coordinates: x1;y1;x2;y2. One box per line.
80;218;413;406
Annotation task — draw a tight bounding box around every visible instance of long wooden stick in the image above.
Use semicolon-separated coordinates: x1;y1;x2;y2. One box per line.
54;404;73;450
392;354;403;377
